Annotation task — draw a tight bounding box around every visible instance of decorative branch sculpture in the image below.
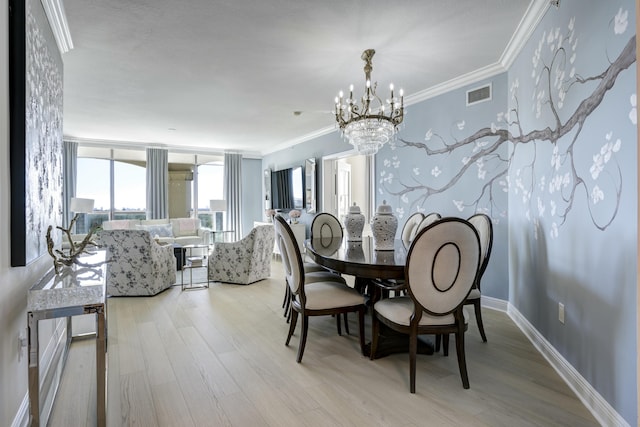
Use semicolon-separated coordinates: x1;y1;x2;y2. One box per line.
46;214;101;274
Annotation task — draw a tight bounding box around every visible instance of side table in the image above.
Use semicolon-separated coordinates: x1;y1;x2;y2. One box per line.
27;251;108;427
209;229;235;244
181;244;210;290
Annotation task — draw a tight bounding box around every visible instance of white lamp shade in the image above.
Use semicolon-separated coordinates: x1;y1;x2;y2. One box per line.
210;199;226;212
70;197;95;213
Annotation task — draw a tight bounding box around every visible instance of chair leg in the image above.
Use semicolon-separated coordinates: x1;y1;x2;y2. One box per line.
336;314;342;336
473;299;487;342
443;334;450;357
358;309;365;356
281;283;288;309
296;315;309;363
455;327;470;389
286;309;298;346
344;313;350;335
370;313;380;360
283;285;291;320
409;329;418;393
435;334;441;352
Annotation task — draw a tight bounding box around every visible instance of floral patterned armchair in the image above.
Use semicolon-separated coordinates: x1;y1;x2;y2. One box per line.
98;230;176;296
208;224;275;285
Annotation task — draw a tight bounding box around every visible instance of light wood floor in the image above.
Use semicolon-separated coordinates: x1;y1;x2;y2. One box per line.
49;260;599;427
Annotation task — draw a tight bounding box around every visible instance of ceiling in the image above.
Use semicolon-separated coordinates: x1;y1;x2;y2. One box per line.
61;0;534;156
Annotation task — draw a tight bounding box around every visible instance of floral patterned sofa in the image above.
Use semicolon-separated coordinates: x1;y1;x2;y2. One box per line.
98;229;176;296
208;224;275;285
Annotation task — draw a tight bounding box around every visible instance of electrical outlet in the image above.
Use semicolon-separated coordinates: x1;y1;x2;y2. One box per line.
18;331;27;362
558;302;565;324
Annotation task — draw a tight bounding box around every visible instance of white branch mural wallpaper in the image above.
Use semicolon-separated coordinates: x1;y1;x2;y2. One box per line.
379;8;635;239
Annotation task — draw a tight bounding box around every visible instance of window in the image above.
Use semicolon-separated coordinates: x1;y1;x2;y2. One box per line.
76;157;146;230
76;157;110;233
74;147;224;228
113;161;145;220
196;162;224;229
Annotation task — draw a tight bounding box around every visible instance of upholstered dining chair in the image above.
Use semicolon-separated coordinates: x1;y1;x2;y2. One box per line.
464;213;493;342
311;212;343;244
376;211;430;298
274;215;366;363
310;211;351;332
413;212;441;236
401;212;425;247
371;217;481;391
276;214;347;326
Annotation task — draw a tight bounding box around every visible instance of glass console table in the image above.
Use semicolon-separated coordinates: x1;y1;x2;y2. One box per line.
27;251;108;427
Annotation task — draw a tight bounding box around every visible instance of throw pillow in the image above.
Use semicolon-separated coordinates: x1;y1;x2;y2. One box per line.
104;219;135;230
136;223;174;238
172;218;199;237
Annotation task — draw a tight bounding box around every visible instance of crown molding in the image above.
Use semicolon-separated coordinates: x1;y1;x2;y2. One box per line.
41;0;73;54
499;0;550;69
262;0;551;154
405;62;507;106
261;124;338;156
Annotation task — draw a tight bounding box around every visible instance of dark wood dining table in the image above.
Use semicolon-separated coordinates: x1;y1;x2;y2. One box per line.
306;235;407;286
306;236;433;358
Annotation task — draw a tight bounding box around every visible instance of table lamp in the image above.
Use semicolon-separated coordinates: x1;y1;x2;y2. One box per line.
70;197;95;234
209;199;226;231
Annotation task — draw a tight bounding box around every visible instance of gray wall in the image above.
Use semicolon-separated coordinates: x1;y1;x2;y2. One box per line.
0;1;64;425
507;0;636;422
375;73;509;301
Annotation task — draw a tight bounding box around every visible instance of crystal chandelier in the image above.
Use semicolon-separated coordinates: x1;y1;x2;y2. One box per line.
335;49;404;155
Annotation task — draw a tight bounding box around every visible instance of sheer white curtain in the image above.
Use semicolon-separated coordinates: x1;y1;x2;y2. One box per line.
63;140;78;227
224;152;242;240
146;148;168;219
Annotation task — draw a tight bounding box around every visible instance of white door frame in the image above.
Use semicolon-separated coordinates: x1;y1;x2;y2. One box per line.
321;150;375;229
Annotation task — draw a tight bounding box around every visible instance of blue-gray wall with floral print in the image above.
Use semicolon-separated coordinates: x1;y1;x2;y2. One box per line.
508;1;636;422
262;0;637;423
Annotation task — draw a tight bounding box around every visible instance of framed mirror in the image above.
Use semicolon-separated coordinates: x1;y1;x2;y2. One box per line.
305;158;317;213
263;169;271;209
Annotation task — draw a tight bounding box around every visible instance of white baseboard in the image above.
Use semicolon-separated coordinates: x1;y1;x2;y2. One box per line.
507;304;629;427
10;393;29;427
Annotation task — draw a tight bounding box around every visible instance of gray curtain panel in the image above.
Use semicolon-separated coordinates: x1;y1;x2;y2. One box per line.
146;148;169;219
63;140;78;227
224;152;243;240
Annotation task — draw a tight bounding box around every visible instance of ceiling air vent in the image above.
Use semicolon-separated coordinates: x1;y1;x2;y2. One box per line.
466;83;492;106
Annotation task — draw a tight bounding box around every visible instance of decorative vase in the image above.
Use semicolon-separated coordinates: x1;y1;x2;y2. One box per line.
346;241;365;262
344;202;365;241
371;200;398;251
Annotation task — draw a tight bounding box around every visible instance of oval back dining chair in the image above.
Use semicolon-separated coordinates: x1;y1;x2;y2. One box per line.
401;212;425;247
274;215;365;363
311;212;343;244
413;212;441;236
464;213;493;342
371;217;481;391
